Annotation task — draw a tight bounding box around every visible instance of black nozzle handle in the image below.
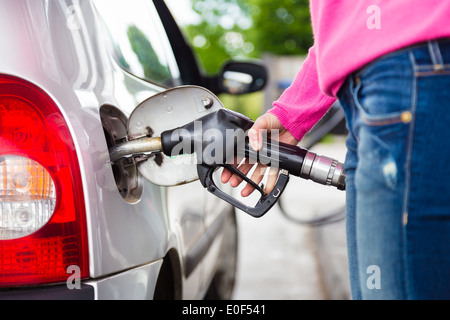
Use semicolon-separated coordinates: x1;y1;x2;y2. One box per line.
160;109;254;158
241;138;308;177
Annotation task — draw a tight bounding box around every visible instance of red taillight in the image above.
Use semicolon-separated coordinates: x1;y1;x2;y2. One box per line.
0;74;89;287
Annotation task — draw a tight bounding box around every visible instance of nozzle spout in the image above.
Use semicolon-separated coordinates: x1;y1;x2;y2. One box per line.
300;151;346;190
109;137;162;162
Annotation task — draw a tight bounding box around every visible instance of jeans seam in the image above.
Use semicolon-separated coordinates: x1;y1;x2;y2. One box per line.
415;70;450;77
414;64;450;70
428;40;444;70
402;50;418;299
347;76;360;144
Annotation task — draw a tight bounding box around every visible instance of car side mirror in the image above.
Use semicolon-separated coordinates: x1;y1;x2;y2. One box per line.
217;61;267;95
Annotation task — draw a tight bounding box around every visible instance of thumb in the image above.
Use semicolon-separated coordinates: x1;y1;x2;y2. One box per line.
248;113;280;151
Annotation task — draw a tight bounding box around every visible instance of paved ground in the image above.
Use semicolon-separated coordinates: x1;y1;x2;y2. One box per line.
231;137;351;300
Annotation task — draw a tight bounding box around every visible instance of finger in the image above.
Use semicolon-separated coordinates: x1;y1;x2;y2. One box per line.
248;128;261;151
251;113;283;151
229;160;254;187
221;155;245;184
264;167;279;194
221;167;232;184
248;114;271;151
241;163;267;197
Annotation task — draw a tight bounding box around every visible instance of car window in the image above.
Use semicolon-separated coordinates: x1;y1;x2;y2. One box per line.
93;0;181;87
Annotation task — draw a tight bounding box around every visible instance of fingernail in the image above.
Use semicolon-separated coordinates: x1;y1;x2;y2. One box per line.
250;140;258;151
248;129;259;150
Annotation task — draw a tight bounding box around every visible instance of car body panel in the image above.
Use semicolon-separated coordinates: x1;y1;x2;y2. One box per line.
0;0;235;299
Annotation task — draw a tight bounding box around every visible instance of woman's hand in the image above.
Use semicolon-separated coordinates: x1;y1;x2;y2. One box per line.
221;113;298;197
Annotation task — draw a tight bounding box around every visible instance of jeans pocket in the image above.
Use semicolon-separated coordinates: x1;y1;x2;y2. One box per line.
350;56;414;193
352;75;413;127
351;52;414;127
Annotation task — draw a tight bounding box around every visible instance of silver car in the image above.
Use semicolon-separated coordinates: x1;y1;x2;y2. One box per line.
0;0;266;299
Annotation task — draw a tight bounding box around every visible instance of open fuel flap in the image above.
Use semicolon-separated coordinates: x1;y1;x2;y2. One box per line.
126;86;223;186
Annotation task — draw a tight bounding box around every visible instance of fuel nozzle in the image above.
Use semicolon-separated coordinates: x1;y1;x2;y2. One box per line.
161;108;347;192
108;108;346;192
108;106;346;217
108;84;347;217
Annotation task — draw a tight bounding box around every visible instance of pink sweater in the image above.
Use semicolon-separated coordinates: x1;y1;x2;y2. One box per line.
269;0;450;141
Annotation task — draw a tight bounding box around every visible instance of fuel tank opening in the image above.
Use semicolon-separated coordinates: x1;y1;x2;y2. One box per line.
100;105;143;203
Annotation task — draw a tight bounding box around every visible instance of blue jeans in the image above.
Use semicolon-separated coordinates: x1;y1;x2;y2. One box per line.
338;39;450;299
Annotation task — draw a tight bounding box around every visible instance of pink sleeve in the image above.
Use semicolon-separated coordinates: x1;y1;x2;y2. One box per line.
268;45;336;141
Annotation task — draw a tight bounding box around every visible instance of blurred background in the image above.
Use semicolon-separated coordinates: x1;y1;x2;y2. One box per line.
165;0;312;119
165;0;351;300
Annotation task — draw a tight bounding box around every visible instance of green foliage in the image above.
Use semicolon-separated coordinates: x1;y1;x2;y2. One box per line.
185;22;233;74
246;0;313;56
185;0;255;74
184;0;312;75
